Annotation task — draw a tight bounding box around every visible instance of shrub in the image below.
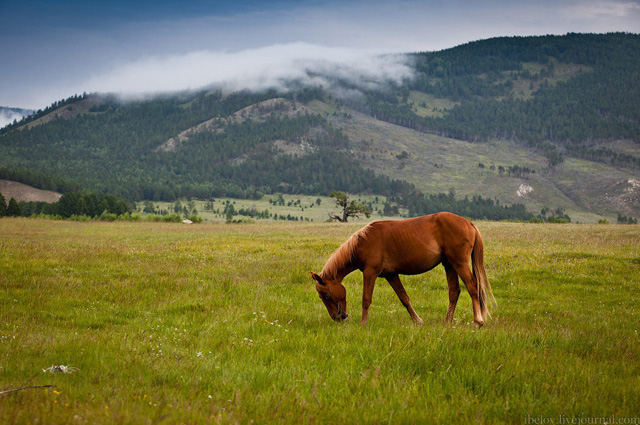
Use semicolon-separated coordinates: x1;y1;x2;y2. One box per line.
188;214;203;223
99;210;117;221
69;214;92;222
547;216;570;224
162;214;182;222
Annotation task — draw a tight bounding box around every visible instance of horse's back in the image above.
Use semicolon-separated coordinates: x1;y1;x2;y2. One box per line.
361;212;476;275
368;212;475;244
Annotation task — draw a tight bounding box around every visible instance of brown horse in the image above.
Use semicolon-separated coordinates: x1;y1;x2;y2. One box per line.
312;212;494;327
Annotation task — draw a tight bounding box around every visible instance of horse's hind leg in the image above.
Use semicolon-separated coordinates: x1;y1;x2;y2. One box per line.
386;275;424;325
449;258;484;327
443;260;460;324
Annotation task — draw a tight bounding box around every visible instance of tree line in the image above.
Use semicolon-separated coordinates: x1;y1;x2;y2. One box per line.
0;191;131;219
395;190;533;221
0;167;82;193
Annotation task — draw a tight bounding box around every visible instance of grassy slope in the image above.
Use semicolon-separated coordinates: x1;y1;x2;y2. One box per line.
1;219;639;423
312;103;638;223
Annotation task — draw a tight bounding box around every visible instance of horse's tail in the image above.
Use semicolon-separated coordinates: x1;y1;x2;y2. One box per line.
471;225;495;321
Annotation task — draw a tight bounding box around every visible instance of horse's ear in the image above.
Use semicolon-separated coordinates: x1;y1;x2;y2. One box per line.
311;272;326;286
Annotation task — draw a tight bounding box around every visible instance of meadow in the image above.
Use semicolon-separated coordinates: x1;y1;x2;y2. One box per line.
1;218;639;424
144;194;390;224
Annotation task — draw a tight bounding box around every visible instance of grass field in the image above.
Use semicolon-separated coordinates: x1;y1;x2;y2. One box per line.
1;218;639;424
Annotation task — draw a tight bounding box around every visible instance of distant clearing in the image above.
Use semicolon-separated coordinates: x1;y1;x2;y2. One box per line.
0;180;61;203
408;91;459;117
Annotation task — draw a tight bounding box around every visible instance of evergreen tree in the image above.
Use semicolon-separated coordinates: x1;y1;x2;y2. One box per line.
0;192;6;217
174;200;182;214
7;198;22;217
224;203;236;222
142;201;155;214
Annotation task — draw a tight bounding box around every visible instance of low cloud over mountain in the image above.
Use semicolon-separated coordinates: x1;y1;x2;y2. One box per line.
81;43;415;100
0;107;34;128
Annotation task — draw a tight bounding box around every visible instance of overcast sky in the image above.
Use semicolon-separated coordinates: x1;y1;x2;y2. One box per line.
1;0;639;109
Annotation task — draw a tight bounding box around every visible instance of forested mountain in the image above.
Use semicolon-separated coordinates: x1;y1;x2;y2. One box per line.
362;33;640;168
0;91;409;200
1;33;639;221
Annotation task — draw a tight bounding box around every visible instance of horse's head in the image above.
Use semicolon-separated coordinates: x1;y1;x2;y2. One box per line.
311;272;348;322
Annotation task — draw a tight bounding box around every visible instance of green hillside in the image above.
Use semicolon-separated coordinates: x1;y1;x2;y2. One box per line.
1;33;639;222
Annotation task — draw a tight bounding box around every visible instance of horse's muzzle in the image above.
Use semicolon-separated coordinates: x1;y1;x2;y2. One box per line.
333;313;349;322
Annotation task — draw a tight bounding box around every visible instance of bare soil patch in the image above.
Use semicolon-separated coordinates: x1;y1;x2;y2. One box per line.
0;180;62;203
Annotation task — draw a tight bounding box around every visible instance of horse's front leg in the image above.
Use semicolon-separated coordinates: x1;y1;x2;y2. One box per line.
443;260;461;324
360;270;378;326
386;274;424;325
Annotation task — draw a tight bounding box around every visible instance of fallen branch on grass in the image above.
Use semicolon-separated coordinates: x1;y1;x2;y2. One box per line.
0;384;56;396
0;366;74;397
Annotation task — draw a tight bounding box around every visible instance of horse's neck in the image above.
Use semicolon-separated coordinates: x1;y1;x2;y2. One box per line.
321;261;357;282
321;230;365;281
336;263;358;280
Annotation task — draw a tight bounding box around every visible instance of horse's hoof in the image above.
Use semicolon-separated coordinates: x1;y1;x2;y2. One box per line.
474;320;484;328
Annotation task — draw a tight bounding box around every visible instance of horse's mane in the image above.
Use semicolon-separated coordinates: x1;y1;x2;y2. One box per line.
321;224;372;281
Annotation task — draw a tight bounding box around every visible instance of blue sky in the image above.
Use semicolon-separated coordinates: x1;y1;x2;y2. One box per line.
1;0;640;109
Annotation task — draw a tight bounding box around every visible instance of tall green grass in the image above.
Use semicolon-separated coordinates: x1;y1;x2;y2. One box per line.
1;219;639;423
